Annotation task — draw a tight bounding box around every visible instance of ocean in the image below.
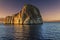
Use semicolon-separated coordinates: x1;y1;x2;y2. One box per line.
0;23;60;40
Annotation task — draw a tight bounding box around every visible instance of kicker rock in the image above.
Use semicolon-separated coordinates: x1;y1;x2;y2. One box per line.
4;4;43;24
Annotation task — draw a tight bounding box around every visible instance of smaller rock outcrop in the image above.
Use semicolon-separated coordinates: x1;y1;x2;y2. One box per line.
4;4;43;24
4;16;14;24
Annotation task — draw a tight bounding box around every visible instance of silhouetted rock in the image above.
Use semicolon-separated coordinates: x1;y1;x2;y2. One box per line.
4;4;43;24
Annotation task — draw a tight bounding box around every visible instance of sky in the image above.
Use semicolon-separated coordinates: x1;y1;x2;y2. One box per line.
0;0;60;21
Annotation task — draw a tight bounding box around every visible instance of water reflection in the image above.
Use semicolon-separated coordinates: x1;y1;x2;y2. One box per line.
13;24;43;40
3;24;43;40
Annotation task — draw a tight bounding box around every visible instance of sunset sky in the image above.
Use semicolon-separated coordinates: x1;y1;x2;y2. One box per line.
0;0;60;21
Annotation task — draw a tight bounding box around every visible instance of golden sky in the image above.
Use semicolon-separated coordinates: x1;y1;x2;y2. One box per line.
0;0;60;21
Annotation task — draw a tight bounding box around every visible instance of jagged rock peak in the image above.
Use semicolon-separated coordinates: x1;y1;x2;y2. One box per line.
20;4;43;24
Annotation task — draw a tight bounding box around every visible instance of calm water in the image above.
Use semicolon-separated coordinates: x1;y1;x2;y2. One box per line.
0;23;60;40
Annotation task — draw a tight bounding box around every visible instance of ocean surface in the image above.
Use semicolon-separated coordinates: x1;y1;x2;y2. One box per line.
0;23;60;40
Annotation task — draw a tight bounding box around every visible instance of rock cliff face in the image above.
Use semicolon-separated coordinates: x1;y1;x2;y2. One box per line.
4;4;43;24
20;4;43;24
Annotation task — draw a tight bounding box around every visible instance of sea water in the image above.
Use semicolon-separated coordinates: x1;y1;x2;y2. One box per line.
0;23;60;40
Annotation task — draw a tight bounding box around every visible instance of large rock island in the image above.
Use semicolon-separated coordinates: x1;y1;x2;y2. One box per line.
4;4;43;24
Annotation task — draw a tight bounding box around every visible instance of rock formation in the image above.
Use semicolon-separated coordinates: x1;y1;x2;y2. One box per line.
4;4;43;24
4;16;14;24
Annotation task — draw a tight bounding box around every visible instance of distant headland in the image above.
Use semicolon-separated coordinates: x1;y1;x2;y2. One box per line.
3;4;43;24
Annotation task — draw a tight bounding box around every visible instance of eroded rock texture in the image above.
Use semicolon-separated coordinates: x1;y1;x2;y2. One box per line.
4;4;43;24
